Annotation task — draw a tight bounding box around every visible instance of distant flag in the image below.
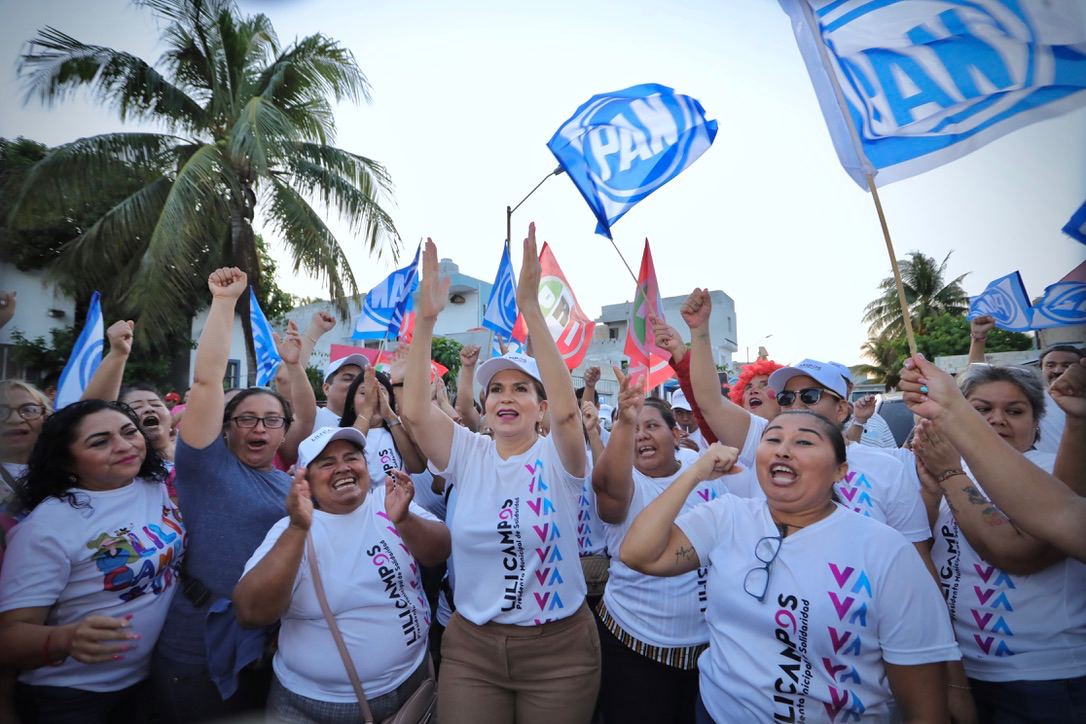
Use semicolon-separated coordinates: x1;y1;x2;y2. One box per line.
482;245;519;339
249;287;283;386
399;311;416;344
1063;200;1086;245
548;83;718;238
968;271;1033;332
780;0;1086;188
1030;260;1086;328
623;240;674;389
538;243;595;369
353;243;421;339
54;291;104;409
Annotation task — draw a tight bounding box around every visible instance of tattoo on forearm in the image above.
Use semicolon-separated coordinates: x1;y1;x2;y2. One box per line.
961;485;1008;527
675;545;696;562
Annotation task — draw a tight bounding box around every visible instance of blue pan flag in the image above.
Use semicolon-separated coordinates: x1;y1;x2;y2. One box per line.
1063;200;1086;245
968;271;1033;331
1030;261;1086;328
548;83;717;238
353;244;421;340
54;291;104;409
482;244;518;339
781;0;1086;188
249;287;283;387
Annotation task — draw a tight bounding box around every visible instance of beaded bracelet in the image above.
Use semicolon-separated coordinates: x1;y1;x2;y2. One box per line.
936;469;965;483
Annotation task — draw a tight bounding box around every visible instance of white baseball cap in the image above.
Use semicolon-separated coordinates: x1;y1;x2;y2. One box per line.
670;389;692;411
324;354;369;383
475;352;543;392
297;426;367;468
768;359;849;400
828;361;854;387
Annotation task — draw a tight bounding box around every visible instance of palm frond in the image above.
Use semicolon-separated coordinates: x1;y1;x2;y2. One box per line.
19;27;207;131
227;95;296;176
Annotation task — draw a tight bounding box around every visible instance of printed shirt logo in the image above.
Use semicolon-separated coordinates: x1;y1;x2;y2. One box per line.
835;472;877;519
940;518;1016;660
822;562;873;722
86;503;185;601
369;509;429;641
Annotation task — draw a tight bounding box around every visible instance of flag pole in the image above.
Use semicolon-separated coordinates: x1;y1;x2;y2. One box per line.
606;237;640;286
865;175;919;356
507;166;565;246
796;0;918;357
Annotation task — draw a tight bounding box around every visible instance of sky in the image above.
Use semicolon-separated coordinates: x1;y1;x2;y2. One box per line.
1;0;1084;367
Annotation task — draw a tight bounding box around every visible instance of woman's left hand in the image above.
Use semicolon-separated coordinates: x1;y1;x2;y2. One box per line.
913;419;963;483
363;368;383;425
378;383;396;422
385;469;415;524
286;467;313;532
516;223;542;315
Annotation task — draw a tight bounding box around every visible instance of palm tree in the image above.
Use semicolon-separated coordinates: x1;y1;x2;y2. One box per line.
862;251;969;339
853;333;902;390
10;0;398;379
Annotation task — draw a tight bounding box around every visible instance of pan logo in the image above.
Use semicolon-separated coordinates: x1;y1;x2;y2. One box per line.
1031;282;1086;325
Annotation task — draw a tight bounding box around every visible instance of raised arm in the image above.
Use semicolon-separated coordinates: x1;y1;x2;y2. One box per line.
384;470;451;566
620;444;738;577
400;240;455;471
517;224;585;478
901;354;1086;562
277;320;317;466
845;395;876;444
966;315;994;365
380;381;425;474
233;467;310;627
581;400;604;463
591;367;641;524
455;344;482;432
1051;358;1086;497
181;268;248;449
81;320;134;402
683;289;751;448
914;419;1063;575
652;315;718;445
300;310;337;366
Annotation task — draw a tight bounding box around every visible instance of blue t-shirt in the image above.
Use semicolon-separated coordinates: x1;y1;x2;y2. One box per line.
156;436;290;663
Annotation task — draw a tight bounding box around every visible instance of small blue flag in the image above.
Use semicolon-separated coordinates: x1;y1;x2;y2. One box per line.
55;291;104;409
548;83;717;238
482;245;518;339
353;244;421;340
249;287;282;387
1030;261;1086;329
1063;200;1086;245
968;272;1033;332
781;0;1086;188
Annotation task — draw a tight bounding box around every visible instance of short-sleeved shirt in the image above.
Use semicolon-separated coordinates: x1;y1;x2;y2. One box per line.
677;497;959;723
244;489;439;701
739;415;930;542
932;450;1086;682
0;481;185;691
157;436;291;664
602;462;729;648
435;425;586;626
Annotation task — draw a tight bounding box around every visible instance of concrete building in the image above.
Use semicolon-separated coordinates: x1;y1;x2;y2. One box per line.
0;263;78;381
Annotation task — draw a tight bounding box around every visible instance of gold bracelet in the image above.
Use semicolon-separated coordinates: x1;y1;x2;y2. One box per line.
936;469;965;483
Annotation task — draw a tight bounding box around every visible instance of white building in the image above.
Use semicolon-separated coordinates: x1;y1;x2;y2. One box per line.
0;262;78;380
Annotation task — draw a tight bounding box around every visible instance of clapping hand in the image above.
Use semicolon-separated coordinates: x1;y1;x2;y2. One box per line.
613;365;644;426
286;466;313;532
385;469;415;524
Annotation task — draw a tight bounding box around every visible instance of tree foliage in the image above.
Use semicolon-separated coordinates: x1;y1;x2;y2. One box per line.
862;252;969;338
10;0;399;379
431;336;462;387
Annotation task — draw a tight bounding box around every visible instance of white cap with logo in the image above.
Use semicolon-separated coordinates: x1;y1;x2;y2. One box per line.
297;426;367;468
670;389;692;411
767;359;849;400
475;352;543;392
324;354;370;383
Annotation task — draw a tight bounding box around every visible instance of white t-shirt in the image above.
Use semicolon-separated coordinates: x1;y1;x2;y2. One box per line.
244;487;439;702
435;424;586;626
1035;389;1066;456
363;427;403;487
677;497;959;723
932;449;1086;682
410;470;447;521
676;446;700;467
0;481;185;691
578;445;606;556
313;406;342;432
603;462;728;648
739;415;930;542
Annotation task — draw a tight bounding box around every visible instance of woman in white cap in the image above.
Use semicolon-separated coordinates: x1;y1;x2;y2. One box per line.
234;426;449;721
592;370;732;724
402;227;599;724
620;413;959;723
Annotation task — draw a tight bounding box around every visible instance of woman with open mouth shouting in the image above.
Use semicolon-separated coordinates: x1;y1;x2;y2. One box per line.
0;399;184;723
620;414;961;723
402;226;599;724
150;267;316;723
590;367;734;724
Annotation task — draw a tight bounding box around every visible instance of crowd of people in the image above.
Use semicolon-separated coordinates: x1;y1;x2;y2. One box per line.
0;225;1084;724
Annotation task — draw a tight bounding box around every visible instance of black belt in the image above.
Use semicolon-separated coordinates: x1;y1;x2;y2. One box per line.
180;564;213;608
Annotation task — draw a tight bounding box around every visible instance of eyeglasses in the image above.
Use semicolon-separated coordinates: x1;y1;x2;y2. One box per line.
1;403;47;422
231;414;288;429
743;535;783;602
775;387;841;407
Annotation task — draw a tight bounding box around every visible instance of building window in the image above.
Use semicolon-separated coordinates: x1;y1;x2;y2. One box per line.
608;326;619;340
224;359;241;389
728;316;732;333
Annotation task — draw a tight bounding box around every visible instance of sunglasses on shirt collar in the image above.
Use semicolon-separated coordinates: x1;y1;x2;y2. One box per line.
775;387;842;407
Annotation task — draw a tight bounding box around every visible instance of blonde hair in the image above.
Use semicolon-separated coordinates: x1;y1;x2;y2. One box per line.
0;379;53;415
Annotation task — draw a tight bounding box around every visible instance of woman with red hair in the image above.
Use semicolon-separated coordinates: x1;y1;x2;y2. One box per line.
727;359;784;419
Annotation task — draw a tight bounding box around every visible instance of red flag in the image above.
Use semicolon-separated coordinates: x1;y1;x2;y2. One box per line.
623;240;674;390
399;311;416;343
537;243;595;370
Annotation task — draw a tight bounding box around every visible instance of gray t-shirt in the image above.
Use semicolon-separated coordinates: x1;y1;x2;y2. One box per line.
156;436;290;663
